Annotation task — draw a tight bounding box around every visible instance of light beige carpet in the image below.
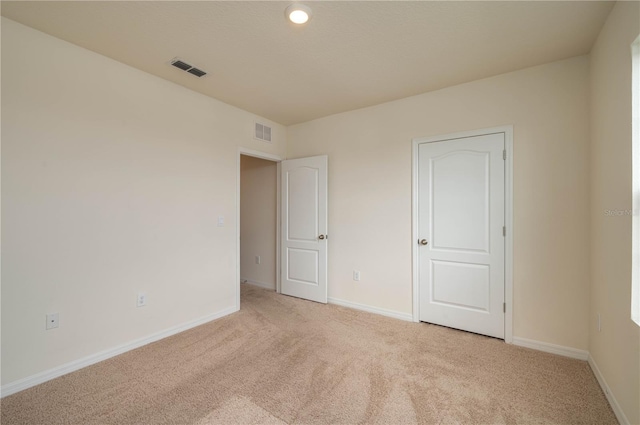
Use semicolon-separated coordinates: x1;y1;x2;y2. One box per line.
1;285;616;424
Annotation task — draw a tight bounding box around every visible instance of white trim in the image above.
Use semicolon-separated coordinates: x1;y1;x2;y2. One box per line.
241;278;276;291
411;125;514;343
412;139;420;323
237;147;283;163
512;338;630;424
504;127;514;343
0;306;237;398
588;354;630;425
512;337;588;360
236;147;283;310
632;35;640;326
276;161;282;294
328;297;413;322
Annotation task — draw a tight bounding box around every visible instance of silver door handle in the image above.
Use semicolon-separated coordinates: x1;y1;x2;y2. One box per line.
419;239;428;245
319;234;326;240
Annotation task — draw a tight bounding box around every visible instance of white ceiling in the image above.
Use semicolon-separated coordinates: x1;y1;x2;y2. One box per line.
2;1;614;125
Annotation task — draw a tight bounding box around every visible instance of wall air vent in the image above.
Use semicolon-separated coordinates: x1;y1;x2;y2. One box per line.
255;122;272;143
169;58;208;78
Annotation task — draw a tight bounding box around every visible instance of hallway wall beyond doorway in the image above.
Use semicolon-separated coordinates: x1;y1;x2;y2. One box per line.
240;155;278;290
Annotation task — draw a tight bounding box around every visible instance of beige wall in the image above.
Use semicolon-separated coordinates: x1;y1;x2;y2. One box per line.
1;18;286;386
240;155;277;289
589;2;640;424
288;56;591;351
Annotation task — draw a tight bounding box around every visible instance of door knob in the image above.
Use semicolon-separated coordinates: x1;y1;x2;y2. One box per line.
318;234;326;240
419;239;428;245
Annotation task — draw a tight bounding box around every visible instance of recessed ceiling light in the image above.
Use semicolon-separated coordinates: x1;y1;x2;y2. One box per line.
285;4;312;25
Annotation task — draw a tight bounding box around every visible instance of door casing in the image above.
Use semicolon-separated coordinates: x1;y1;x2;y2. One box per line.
411;126;514;343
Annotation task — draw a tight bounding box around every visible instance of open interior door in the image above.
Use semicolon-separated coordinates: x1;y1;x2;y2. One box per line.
280;155;328;303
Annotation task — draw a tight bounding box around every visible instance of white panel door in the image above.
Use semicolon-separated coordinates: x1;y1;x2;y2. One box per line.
281;155;328;303
418;133;505;338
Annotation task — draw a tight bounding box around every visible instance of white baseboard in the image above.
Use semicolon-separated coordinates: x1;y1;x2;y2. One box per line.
498;338;629;422
241;278;276;291
0;305;238;398
512;337;589;360
588;354;630;425
328;297;413;322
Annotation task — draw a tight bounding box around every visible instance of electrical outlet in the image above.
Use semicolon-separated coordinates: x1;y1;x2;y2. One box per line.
255;255;261;265
353;270;361;281
46;313;59;330
137;292;147;307
217;216;225;227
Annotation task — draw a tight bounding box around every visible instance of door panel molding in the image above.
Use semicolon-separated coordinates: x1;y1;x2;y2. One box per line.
412;126;513;343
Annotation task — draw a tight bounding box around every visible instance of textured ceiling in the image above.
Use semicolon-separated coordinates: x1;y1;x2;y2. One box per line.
2;1;614;125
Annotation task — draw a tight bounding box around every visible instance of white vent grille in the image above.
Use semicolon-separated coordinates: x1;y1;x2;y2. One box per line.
255;122;272;142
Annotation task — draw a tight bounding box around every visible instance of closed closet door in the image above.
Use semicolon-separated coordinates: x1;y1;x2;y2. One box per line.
417;133;505;338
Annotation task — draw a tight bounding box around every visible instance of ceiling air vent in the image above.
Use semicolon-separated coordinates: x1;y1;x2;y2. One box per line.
187;68;207;77
170;58;208;78
255;122;272;143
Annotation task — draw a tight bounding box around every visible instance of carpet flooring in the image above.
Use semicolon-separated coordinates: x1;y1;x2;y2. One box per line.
1;284;616;424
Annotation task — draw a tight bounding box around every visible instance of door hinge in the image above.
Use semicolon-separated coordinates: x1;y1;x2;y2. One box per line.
503;303;506;313
503;226;506;237
503;150;506;160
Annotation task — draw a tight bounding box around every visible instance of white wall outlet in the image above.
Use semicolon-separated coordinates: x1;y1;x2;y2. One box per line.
597;313;601;332
137;292;147;307
46;313;59;330
217;216;225;227
353;270;361;281
255;255;261;265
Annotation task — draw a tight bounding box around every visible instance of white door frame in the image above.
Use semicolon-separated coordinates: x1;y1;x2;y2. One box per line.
236;147;283;311
411;126;514;343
